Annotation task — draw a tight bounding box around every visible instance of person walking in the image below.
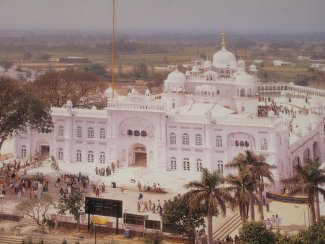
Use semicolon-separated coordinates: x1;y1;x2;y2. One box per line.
143;201;149;212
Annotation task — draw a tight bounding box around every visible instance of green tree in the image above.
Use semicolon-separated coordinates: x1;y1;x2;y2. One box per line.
184;168;232;244
15;194;54;233
239;221;276;244
301;217;325;244
40;53;51;61
228;150;275;221
282;159;325;224
23;51;32;60
161;194;205;243
82;64;110;79
0;78;53;151
226;165;254;224
57;189;85;231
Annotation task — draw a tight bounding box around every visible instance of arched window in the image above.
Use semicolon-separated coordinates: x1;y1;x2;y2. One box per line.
21;145;26;158
182;133;189;145
170;133;176;145
217;160;224;174
170;157;176;171
99;152;106;164
141;131;147;137
134;130;140;136
87;151;94;163
196;159;202;172
183;158;190;171
76;126;82;138
195;134;202;146
88;127;94;138
100;128;106;139
216;136;222;147
58;126;64;137
261;138;267;150
58;148;63;161
127;130;133;136
76;150;82;162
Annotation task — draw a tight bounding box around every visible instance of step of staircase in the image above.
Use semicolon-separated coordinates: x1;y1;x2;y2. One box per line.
0;235;23;244
18;216;38;227
213;213;242;241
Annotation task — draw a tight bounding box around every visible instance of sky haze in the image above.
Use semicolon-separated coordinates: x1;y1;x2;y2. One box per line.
0;0;324;34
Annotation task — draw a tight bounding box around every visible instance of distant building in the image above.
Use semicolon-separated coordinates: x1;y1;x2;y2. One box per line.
273;60;295;67
310;63;325;69
298;55;310;60
59;57;91;64
253;60;264;64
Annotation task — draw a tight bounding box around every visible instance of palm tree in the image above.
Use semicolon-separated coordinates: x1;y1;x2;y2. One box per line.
282;159;325;224
184;168;232;244
226;165;256;224
228;150;276;221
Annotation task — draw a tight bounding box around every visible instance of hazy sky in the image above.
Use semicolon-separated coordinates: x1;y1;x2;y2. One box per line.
0;0;324;34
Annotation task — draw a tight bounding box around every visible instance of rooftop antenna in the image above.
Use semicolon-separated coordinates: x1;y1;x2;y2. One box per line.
111;0;116;98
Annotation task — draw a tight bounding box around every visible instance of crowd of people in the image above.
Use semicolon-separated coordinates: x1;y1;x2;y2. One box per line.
95;162;115;177
137;193;166;215
56;172;90;196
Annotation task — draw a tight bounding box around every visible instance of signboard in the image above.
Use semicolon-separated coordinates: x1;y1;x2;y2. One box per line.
266;192;308;204
123;213;148;225
145;220;161;230
85;197;123;218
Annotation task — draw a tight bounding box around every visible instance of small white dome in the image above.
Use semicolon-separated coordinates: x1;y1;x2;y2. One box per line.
66;100;73;108
289;82;295;86
250;64;257;72
212;47;237;69
203;59;212;69
166;69;186;83
105;87;113;97
235;69;256;85
192;65;200;73
145;88;151;96
185;70;191;76
238;60;245;68
92;105;97;110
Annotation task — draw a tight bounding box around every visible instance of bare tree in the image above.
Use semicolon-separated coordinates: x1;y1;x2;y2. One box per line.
15;194;54;233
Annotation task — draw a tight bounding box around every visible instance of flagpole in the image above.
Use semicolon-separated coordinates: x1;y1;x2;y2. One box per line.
111;0;116;98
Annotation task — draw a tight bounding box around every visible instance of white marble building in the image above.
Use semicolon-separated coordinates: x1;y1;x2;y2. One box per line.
13;36;325;192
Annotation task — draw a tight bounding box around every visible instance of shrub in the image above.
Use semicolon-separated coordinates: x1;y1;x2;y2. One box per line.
239;221;276;244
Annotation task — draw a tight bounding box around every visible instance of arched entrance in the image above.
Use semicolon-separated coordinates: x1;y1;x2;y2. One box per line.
130;144;147;167
35;139;50;160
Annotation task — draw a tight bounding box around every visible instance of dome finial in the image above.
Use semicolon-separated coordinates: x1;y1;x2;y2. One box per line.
221;32;226;49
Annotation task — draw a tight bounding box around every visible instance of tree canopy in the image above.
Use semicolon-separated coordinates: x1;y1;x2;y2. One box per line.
56;189;85;231
161;194;205;243
32;69;102;108
0;78;53;150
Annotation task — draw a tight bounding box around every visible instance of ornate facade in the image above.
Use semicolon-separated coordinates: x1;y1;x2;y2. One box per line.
13;36;325;192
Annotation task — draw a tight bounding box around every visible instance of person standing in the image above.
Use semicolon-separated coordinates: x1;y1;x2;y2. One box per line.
137;181;142;192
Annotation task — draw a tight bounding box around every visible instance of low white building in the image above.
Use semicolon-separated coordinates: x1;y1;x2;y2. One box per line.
273;60;295;67
13;36;325;193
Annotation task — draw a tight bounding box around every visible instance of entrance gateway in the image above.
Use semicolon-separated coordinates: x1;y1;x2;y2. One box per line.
130;143;146;167
40;145;50;159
